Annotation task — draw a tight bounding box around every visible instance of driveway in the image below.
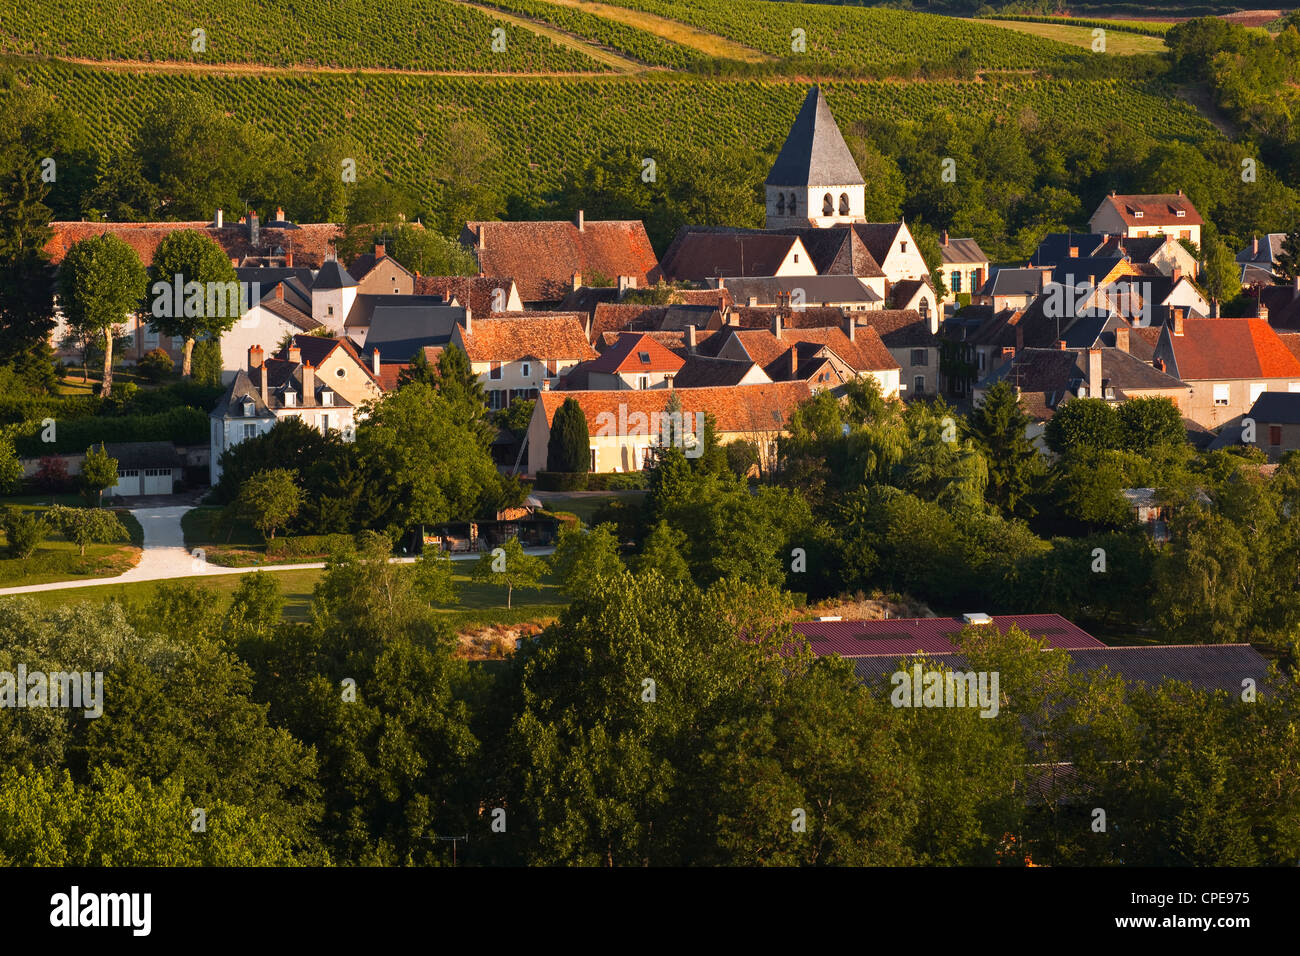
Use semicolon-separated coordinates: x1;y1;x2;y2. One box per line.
0;504;554;596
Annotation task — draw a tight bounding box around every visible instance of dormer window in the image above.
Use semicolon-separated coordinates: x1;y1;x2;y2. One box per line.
321;389;334;406
283;390;297;407
1175;209;1186;218
243;400;255;418
1133;211;1144;219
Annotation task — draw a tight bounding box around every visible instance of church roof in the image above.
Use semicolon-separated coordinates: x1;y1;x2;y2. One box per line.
765;87;865;189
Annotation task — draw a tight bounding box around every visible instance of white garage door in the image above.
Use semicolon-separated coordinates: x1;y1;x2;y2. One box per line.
142;468;173;494
111;469;141;496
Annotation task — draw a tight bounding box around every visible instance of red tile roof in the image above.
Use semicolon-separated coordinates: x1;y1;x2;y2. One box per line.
790;613;1103;657
414;275;517;316
587;332;685;374
730;325;899;374
658;232;803;282
461;219;660;303
1095;192;1204;228
460;316;597;363
538;381;812;434
45;221;341;267
1164;318;1300;380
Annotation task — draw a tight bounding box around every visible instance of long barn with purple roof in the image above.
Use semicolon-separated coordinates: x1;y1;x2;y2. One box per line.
790;613;1104;658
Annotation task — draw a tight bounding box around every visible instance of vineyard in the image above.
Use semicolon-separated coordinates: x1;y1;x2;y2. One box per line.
0;0;606;72
983;15;1173;38
13;58;1218;210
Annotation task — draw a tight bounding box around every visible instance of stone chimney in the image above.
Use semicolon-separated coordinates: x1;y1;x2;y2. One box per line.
844;314;855;342
274;282;284;301
275;207;285;221
1115;325;1129;353
301;361;315;405
747;296;759;307
1056;339;1066;350
477;225;486;251
1172;308;1185;335
288;343;302;364
576;209;584;232
371;347;380;376
285;248;294;267
1088;348;1103;398
1252;236;1259;256
464;305;472;336
215;209;223;229
942;230;949;247
249;210;260;247
1258;297;1269;321
248;344;263;369
259;361;269;407
1068;245;1079;258
571;273;582;292
1172;266;1182;283
686;324;697;354
375;242;386;260
772;313;782;339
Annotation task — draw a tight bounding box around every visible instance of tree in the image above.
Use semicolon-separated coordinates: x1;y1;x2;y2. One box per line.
431;120;506;237
549;523;624;598
46;504;128;556
0;506;49;559
58;234;147;397
390;223;477;275
435;344;487;413
78;443;118;507
237;468;303;541
395;347;437;389
224;571;284;643
0;429;22;494
1117;396;1187;452
547;397;590;473
1275;226;1300;281
1200;225;1242;308
470;536;545;609
496;398;535;442
149;230;240;376
135;347;174;383
1043;398;1121;456
191;338;224;386
966;381;1042;515
635;520;691;585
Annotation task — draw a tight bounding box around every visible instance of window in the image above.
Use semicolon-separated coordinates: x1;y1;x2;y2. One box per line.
951;271;961;294
1175;209;1186;218
1250;383;1266;404
1213;383;1230;406
913;375;925;394
639;375;649;390
839;193;849;215
776;194;786;216
327;305;334;316
243;424;257;439
978;352;986;371
546;359;557;377
788;193;797;216
320;414;331;432
488;389;506;410
1270;425;1283;446
589;448;597;471
335;367;346;378
521;362;531;378
489;361;502;380
793;254;799;263
911;349;928;367
242;400;255;418
823;193;834;216
321;390;334;406
283;390;296;407
1133;210;1144;219
637;352;651;364
919;297;930;321
900;241;907;253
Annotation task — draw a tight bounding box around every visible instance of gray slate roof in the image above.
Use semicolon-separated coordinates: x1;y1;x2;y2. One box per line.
722;275;880;305
1247;390;1300;425
765;86;865;188
102;441;185;468
939;237;988;265
364;304;465;361
312;259;357;290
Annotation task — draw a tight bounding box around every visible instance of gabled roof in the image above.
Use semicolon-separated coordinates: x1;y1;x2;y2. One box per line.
1278;332;1300;363
537;382;813;434
849;223;904;267
729;325;898;375
459;316;597;363
1049;256;1126;288
979;267;1047;298
557;285;621;316
1258;284;1300;329
45;221;342;267
722;274;880;305
671;356;768;388
939;236;988;265
364;303;465;362
211;369;274;420
1246;390;1300;425
856;309;936;348
776;226;885;277
414;275;518;317
765;86;864;188
659;232;805;282
598;329;719;358
259;296;319;332
1237;233;1286;267
890;278;935;310
349;251;414;283
1030;232;1108;267
102;441;186;468
1159;318;1300;380
311;258;357;290
1092;192;1204;228
282;333;380;386
1094;235;1173;262
587;332;685;374
461;219;661;303
790;613;1102;657
730;306;849;331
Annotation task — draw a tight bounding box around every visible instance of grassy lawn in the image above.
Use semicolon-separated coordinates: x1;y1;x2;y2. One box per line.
975;18;1166;55
540;490;646;525
0;502;144;586
9;565;566;626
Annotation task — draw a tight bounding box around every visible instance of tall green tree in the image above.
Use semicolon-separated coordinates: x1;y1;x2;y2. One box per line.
46;504;128;556
471;536;545;609
237;468;304;542
149;230;240;376
547;397;590;473
78;443;118;507
1275;226;1300;281
58;233;147;397
966;381;1042;515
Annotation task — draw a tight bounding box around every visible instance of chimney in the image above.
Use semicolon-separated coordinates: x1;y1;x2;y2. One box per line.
274;282;284;300
464;305;472;335
215;209;223;229
1172;308;1184;335
1068;246;1078;258
789;346;798;378
1257;296;1269;321
371;347;380;376
747;296;759;307
1056;339;1066;350
259;360;269;406
1252;236;1259;256
942;230;949;246
301;361;315;405
375;242;386;260
617;275;635;295
1014;321;1024;353
571;272;582;292
285;248;294;267
249;210;260;248
686;324;697;354
1172;266;1182;283
1115;325;1129;353
1294;274;1300;292
1088;348;1103;398
844;314;855;342
248;344;263;369
772;313;782;339
275;206;285;221
576;209;584;232
288;344;302;364
477;225;486;251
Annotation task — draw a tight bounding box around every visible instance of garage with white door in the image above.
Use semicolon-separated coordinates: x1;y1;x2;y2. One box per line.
99;442;184;498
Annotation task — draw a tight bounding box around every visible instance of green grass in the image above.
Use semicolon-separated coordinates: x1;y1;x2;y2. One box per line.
975;19;1166;56
540;491;646;524
182;506;262;548
0;503;143;586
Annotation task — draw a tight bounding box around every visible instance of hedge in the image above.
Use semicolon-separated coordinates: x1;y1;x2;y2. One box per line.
533;471;647;491
15;407;209;455
265;533;359;559
533;471;589;491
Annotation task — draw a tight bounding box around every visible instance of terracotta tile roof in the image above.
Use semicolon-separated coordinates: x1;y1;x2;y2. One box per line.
775;227;885;278
856;309;936;348
671;287;733;308
415;275;517;316
587;332;685;374
731;306;848;330
461;219;661;303
939;236;988;265
598;329;718;357
1161;318;1300;380
590;303;670;341
460;316;597;363
658;232;805;282
1278;332;1300;363
1094;192;1204;228
557;285;620;316
45;221;341;267
282;333;381;387
538;381;813;434
730;325;898;375
376;347;442;391
672;356;768;388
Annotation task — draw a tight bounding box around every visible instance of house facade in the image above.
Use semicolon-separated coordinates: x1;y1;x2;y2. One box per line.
451;314;598;409
1088;191;1203;245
